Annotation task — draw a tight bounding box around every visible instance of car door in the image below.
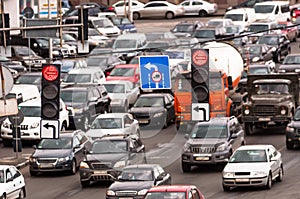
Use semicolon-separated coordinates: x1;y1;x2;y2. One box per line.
165;94;175;123
73;134;85;165
9;167;23;197
5;168;19;198
267;147;279;177
181;1;192;14
142;3;162;17
191;1;204;15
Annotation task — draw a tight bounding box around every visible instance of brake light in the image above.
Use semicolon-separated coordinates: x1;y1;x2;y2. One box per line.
108;6;114;11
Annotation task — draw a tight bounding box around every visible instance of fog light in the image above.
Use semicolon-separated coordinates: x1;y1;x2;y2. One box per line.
244;109;250;115
281;109;286;115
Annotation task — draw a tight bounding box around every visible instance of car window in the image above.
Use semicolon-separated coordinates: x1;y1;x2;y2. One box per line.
192;1;203;5
181;1;190;6
73;136;80;146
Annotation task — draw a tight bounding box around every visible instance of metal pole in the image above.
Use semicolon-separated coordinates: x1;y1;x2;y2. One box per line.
48;0;53;62
15;117;18;159
0;0;6;48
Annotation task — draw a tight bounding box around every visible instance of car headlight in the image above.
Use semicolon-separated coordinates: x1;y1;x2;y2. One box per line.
183;143;191;153
106;190;116;196
223;172;234;178
30;122;39;129
280;107;287;115
252;171;268;177
73;108;84;114
80;162;90;169
216;144;227;152
58;156;71;162
244;108;250;115
29;157;36;163
138;189;148;196
286;126;294;132
114;160;126;169
153;112;164;118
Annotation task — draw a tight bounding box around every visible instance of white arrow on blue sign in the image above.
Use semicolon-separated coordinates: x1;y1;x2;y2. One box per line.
139;55;171;90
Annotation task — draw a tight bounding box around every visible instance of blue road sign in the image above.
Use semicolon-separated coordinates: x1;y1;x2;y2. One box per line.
139;55;171;90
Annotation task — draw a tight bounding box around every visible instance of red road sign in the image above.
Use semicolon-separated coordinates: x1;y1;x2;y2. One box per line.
192;49;208;67
42;65;59;81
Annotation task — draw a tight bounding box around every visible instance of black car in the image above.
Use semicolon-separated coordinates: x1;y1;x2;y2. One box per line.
171;21;205;38
278;53;300;73
129;93;175;129
240;44;275;65
286;106;300;149
29;130;92;176
79;134;147;187
257;34;291;63
60;85;111;130
106;164;172;199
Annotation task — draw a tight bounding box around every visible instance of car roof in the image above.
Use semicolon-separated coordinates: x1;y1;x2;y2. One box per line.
67;67;103;74
236;145;274;150
147;185;197;192
195;117;233;126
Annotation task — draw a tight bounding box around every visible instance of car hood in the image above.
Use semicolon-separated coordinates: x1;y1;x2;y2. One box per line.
250;94;292;103
109;180;154;191
130;107;164;114
86;153;128;162
86;128;125;138
32;149;71;158
224;162;270;173
187;138;227;145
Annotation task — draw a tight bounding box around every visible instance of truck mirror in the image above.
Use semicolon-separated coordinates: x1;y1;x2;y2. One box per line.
228;76;233;90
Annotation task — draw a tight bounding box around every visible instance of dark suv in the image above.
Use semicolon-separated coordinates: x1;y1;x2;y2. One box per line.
79;134;146;187
286;106;300;149
60;85;111;131
181;116;245;172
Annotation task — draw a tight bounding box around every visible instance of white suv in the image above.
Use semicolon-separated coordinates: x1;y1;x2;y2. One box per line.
1;98;69;146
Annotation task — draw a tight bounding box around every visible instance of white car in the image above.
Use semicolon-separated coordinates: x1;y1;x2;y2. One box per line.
86;113;140;140
222;145;283;191
180;0;217;17
1;98;69;146
0;165;26;198
113;0;145;16
103;80;140;112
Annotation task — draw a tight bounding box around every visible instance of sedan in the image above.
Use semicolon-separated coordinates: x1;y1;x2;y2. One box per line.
106;164;171;199
0;165;26;199
132;1;185;20
86;113;140;140
112;0;144;16
278;53;300;73
240;44;275;65
180;0;217;17
222;145;283;191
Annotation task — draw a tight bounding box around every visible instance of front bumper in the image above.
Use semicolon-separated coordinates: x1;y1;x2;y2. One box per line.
181;150;231;165
1;127;40;140
29;159;73;172
223;176;268;187
80;168;121;182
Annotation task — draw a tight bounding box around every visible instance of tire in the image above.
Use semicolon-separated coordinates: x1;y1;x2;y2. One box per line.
244;123;253;135
181;162;191;173
133;12;140;20
1;193;6;199
286;141;293;150
69;159;77;175
163;115;168;129
61;122;67;131
2;139;11;147
82;115;90;131
265;173;272;189
222;184;231;192
199;10;208;17
81;180;90;188
29;170;38;176
276;166;283;182
165;12;174;19
17;187;26;199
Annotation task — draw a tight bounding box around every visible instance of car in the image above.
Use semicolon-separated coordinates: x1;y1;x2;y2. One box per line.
0;165;26;198
179;0;217;17
61;67;106;86
164;48;192;72
144;185;205;199
7;84;40;104
53;59;87;80
60;85;111;130
103;80;140;111
286;106;300;149
86;113;140;139
0;57;27;78
224;25;244;36
145;32;177;41
224;8;256;30
1;98;69;146
247;63;275;75
8;45;46;71
112;0;145;16
106;64;140;86
132;1;185;20
143;39;180;53
192;26;226;42
222;145;283;191
28;130;92;176
181;117;245;172
107;16;137;33
106;164;172;199
278;53;300;73
257;33;291;63
170;21;205;38
79;134;147;187
206;18;234;28
254;1;290;22
240;44;276;65
246;20;279;36
277;21;298;42
14;72;41;91
226;0;272;11
129;93;175;129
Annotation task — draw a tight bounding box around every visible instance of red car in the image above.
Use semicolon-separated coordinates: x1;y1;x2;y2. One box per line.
143;185;205;199
277;21;299;42
106;64;140;86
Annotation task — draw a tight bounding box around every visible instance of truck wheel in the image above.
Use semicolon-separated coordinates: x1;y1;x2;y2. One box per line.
244;123;253;135
286;141;294;150
222;184;231;192
181;162;191;172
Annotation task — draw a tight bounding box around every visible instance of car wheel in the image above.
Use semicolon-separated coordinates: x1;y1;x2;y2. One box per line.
222;184;231;192
133;12;140;20
286;140;294;150
82;115;90;131
244;123;253;135
17;187;26;199
181;162;191;172
165;12;174;19
265;173;272;189
163;115;168;129
81;180;90;188
69;159;77;175
199;10;208;17
29;170;38;176
276;166;283;182
1;193;6;199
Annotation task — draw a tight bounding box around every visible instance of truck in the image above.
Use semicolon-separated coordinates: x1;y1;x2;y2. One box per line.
174;42;245;130
242;73;300;135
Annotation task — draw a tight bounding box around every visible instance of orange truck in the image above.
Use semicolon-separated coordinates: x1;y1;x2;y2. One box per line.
174;42;244;130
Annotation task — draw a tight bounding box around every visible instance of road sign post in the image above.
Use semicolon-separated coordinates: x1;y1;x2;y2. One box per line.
40;119;59;139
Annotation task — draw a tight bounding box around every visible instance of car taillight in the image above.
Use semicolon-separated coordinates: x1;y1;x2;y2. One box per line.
108;6;114;11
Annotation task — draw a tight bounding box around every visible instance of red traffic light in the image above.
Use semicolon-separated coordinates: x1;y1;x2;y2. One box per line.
192;49;208;67
42;65;59;81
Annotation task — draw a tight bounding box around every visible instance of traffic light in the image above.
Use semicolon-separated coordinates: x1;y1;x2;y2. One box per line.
78;8;88;41
0;13;10;46
191;49;209;103
41;64;61;120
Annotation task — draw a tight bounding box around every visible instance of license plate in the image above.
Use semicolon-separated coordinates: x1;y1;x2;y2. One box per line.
258;118;271;121
39;164;53;168
195;157;210;161
138;120;148;124
94;171;107;174
236;178;249;182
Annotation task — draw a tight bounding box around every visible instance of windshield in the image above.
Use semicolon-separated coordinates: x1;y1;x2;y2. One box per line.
164;51;184;59
225;26;240;34
15;75;40;84
93;19;113;28
145;192;186;199
190;125;228;138
207;21;222;27
229;149;267;163
225;14;243;21
36;39;49;47
113;39;137;48
247;25;268;33
18;106;40;117
254;83;289;94
120;169;153;181
242;46;261;56
63;74;91;83
15;47;35;56
91;118;122;129
37;137;72;149
172;24;194;33
104;84;125;93
111;17;132;25
60;90;87;103
193;30;215;39
134;97;164;107
257;36;278;45
86;57;108;68
283;55;300;64
90;140;127;153
255;5;274;13
110;68;134;76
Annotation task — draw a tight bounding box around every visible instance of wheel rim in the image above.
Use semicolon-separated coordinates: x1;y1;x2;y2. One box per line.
166;12;173;19
19;189;25;198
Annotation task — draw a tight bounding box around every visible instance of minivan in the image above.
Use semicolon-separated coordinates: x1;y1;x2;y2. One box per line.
224;8;256;30
254;1;290;21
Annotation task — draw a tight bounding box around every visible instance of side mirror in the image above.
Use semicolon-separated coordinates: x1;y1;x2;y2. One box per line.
156;175;164;181
33;145;37;150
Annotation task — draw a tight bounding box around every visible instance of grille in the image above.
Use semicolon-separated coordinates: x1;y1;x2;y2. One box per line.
92;163;112;170
92;175;114;181
191;146;215;153
254;105;277;116
235;172;250;175
116;191;137;197
37;158;57;164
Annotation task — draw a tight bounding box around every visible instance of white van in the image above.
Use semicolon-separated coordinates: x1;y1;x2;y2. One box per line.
224;8;256;30
7;84;40;104
254;1;290;21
